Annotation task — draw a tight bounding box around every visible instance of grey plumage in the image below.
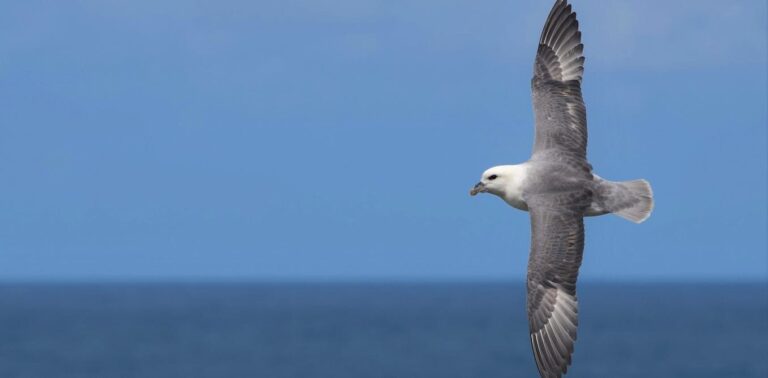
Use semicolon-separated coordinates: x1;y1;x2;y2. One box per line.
590;177;655;223
525;2;588;376
525;1;651;377
532;0;587;161
524;165;590;378
470;1;654;377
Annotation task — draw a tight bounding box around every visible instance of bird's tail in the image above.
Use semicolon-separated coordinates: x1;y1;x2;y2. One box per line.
595;178;654;223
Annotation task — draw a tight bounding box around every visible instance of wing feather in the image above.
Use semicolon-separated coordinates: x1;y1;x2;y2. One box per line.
532;0;588;161
526;192;588;378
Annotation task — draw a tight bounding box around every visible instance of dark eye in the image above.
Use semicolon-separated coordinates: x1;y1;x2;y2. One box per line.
488;175;498;181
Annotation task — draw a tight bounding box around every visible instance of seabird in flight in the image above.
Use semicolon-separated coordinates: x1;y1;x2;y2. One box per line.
469;1;654;377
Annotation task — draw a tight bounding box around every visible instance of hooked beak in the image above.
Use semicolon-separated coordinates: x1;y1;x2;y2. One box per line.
469;182;486;196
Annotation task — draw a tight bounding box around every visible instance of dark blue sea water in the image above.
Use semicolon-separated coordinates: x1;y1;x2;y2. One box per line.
0;283;765;378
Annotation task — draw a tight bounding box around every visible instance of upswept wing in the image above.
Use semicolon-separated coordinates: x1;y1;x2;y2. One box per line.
532;0;588;161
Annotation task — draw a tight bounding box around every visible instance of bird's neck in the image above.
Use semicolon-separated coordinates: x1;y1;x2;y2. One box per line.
501;164;529;211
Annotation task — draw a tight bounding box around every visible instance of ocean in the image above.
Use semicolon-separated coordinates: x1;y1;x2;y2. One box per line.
0;283;765;378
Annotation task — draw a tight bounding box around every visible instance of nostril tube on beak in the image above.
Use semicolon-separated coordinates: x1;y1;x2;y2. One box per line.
470;182;486;196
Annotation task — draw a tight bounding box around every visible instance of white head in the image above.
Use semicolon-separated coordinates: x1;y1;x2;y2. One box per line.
469;165;528;209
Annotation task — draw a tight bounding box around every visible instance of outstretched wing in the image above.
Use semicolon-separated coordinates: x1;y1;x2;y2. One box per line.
526;192;589;378
532;0;588;161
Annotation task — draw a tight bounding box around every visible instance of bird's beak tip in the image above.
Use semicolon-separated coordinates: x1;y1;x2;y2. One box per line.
470;182;485;197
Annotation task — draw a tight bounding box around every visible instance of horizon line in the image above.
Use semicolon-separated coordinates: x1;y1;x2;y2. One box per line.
0;276;765;285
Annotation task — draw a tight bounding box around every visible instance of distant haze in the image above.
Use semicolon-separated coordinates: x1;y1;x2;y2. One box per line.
0;0;766;281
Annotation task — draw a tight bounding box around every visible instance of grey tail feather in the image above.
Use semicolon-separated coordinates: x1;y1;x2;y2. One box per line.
611;179;654;223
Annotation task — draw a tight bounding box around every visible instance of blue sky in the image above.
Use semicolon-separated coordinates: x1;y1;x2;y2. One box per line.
0;0;765;281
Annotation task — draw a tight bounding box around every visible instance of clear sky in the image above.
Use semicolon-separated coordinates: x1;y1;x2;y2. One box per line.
0;0;766;281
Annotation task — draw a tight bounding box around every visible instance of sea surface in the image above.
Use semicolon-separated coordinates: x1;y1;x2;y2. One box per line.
0;282;765;378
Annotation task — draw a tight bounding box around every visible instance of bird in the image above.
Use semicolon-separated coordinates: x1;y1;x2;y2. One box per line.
469;1;654;377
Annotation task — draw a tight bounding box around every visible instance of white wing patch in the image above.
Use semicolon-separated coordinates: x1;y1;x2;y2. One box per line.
566;102;581;130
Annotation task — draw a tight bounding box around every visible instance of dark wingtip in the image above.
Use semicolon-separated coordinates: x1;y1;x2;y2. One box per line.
535;0;585;83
